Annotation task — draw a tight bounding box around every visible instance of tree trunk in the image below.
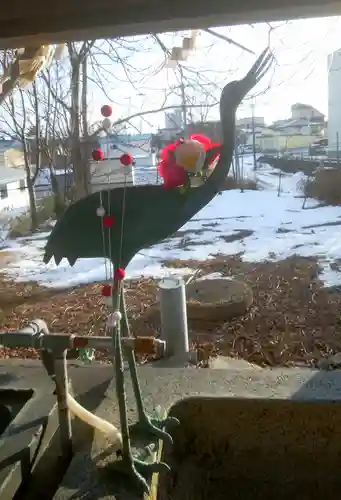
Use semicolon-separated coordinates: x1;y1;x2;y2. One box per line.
49;163;65;218
23;144;38;232
81;54;91;194
70;49;87;200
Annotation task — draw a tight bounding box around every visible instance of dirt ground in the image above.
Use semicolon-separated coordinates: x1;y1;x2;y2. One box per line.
0;254;341;367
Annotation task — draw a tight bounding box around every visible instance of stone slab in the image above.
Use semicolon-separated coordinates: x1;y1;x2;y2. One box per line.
0;359;119;499
53;364;341;499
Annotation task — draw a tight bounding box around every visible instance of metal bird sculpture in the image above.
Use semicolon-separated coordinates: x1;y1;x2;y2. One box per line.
44;47;273;496
44;48;273;269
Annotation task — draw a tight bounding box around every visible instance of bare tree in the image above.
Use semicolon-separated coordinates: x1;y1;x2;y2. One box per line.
0;87;40;230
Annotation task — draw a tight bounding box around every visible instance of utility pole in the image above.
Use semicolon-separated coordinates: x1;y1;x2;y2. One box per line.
179;66;187;137
251;97;257;170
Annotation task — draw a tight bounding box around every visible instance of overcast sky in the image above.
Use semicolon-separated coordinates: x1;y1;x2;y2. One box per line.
86;15;341;132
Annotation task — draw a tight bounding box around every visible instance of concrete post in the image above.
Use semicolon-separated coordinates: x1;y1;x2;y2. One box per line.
159;276;189;358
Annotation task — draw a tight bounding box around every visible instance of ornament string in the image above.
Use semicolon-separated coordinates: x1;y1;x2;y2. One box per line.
118;167;146;419
99;191;108;281
107;189;113;281
110;167;132;460
118;172;128;271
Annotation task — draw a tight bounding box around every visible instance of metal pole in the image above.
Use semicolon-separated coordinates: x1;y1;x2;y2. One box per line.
179;66;187;137
159;276;189;358
337;132;339;166
251;98;257;170
0;330;165;355
53;352;73;460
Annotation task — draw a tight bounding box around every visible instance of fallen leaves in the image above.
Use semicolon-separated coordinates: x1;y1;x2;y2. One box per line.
0;255;341;368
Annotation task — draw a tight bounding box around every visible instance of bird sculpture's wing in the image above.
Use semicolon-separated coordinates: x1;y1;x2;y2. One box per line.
44;184;188;267
44;48;274;269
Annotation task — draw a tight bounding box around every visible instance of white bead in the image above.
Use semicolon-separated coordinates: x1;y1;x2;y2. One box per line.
96;206;105;217
113;310;122;321
103;296;112;307
107;314;117;328
106;310;122;328
102;118;111;130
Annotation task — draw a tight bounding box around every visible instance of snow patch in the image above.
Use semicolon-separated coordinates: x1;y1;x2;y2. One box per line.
2;156;341;288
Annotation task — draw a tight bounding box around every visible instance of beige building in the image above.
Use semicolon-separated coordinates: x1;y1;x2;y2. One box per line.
242;103;326;151
290;103;325;121
236;116;265;129
0;147;25;169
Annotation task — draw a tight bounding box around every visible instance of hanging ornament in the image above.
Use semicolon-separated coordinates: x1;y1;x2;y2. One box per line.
102;117;111;130
101;284;112;297
165;58;178;69
114;268;126;281
107;310;122;328
174;139;206;174
170;47;186;62
101;104;112;117
103;215;115;227
157;141;188;189
189;134;222;170
120;153;134;166
182;37;194;52
157;134;222;190
92;148;105;161
96;206;106;217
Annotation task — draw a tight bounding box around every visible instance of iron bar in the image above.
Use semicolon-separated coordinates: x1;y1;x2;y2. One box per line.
0;329;165;354
53;352;73;460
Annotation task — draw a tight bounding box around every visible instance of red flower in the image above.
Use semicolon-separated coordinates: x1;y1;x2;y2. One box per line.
157;142;188;189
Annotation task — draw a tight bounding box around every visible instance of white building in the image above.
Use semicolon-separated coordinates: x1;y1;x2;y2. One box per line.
165;109;182;130
291;103;324;121
236;116;265;129
0;167;29;214
328;49;341;157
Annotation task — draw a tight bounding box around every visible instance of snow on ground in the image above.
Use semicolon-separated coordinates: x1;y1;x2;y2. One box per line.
0;205;29;245
2;156;341;288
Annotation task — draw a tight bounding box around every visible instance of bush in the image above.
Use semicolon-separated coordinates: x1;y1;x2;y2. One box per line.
9;196;56;238
221;177;259;192
302;167;341;206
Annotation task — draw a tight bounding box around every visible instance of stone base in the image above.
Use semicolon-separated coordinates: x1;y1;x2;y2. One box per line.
53;364;341;499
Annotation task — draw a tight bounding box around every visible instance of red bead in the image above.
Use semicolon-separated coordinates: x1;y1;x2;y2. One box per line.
120;153;134;166
114;268;126;281
101;104;112;117
92;148;104;161
103;215;115;227
101;284;112;297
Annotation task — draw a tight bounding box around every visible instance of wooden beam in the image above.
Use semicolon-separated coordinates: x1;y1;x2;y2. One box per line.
0;0;339;48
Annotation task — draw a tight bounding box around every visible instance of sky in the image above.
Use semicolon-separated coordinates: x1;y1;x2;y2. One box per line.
1;16;340;136
86;16;341;132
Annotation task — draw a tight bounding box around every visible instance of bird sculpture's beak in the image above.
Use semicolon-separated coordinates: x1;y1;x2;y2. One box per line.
239;47;274;101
